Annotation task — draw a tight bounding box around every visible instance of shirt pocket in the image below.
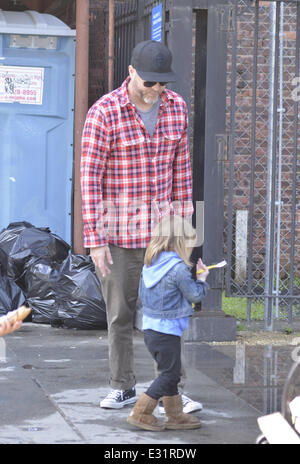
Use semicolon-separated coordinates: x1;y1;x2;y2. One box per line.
158;129;182;163
119;128;145;149
162;129;182;143
113;128;145;163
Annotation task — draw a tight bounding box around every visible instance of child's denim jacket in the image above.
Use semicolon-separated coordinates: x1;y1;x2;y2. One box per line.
139;251;209;320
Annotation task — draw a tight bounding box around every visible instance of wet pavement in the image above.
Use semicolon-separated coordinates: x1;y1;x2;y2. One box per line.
185;342;296;416
0;322;299;445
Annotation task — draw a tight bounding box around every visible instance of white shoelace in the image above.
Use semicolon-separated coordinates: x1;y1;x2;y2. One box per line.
106;389;123;400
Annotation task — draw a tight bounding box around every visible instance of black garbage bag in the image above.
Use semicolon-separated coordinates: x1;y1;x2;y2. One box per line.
24;259;61;324
24;254;107;329
0;222;70;289
0;273;26;316
56;254;107;330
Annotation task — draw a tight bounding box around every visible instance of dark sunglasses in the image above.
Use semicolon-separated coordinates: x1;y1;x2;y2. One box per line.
143;81;168;88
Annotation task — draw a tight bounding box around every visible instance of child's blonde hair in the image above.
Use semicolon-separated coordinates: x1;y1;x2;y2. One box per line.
144;215;197;267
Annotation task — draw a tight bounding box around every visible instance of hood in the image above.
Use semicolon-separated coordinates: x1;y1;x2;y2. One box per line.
142;251;183;288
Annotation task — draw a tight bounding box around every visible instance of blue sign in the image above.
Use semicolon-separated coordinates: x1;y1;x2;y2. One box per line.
151;4;163;42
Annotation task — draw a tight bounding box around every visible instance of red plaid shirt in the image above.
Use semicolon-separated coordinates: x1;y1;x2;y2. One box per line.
81;77;193;248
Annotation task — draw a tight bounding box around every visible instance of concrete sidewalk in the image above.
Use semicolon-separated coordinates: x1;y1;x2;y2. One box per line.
0;323;260;445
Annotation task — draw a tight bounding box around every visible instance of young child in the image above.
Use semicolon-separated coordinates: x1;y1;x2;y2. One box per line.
127;215;209;431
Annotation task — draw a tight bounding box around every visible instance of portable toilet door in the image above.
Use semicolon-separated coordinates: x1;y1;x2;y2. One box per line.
0;10;76;244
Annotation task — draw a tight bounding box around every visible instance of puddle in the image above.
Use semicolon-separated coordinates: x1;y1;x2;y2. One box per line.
185;342;300;415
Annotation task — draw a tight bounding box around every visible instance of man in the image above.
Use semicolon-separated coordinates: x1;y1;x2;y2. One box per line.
81;40;202;413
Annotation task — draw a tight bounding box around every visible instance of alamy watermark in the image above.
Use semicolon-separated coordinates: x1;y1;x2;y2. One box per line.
92;200;205;247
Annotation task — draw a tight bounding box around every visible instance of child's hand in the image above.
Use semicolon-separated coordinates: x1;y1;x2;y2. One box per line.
196;258;209;282
0;316;22;337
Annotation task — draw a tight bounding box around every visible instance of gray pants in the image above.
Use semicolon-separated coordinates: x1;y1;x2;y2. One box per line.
96;245;186;392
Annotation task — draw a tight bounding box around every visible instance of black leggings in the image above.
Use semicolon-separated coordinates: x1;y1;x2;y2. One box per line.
143;329;181;400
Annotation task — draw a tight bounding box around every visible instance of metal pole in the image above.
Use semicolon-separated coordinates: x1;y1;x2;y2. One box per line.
247;0;259;323
225;0;238;298
275;2;284;318
108;0;115;92
73;0;89;254
264;2;276;331
288;3;300;326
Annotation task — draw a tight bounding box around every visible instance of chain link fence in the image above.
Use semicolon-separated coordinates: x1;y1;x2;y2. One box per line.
224;0;300;329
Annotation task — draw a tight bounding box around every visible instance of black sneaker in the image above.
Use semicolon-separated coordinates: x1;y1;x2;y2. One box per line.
100;388;137;409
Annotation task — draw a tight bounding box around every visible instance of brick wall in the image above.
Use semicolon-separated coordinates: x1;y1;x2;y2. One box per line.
224;1;300;287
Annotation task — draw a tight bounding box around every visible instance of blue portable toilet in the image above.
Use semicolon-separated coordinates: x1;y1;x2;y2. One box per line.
0;10;76;244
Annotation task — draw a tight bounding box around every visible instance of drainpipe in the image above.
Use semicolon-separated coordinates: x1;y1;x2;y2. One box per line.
73;0;89;254
264;2;277;331
275;2;284;318
108;0;114;91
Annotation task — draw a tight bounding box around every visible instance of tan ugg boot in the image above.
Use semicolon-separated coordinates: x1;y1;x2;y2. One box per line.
127;392;165;431
162;394;202;430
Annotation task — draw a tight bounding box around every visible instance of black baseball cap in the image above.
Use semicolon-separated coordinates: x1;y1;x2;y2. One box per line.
130;40;176;83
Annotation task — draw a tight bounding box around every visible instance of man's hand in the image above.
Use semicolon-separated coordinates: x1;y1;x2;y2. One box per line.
90;245;113;277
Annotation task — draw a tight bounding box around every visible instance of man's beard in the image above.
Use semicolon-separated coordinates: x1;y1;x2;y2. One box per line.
142;94;159;105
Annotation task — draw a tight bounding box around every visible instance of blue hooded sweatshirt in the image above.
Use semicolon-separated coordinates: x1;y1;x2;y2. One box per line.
142;251;191;337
